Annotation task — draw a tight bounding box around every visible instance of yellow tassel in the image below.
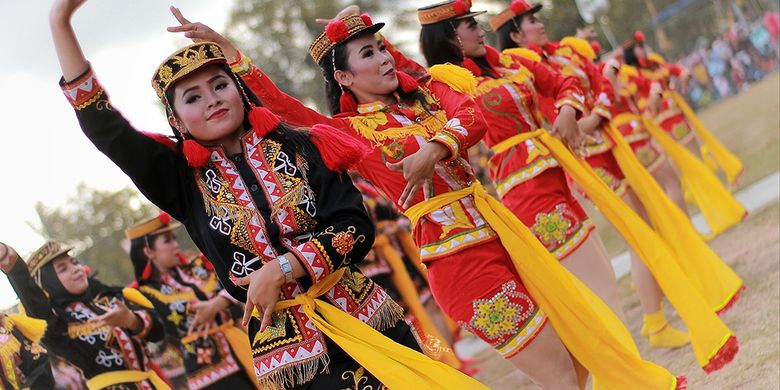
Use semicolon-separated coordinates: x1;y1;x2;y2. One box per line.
561;36;597;61
7;314;47;343
648;52;666;65
428;64;477;97
122;288;154;309
619;64;639;79
502;48;542;63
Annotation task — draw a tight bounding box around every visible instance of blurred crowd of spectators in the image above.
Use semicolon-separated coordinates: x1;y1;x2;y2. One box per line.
680;9;779;109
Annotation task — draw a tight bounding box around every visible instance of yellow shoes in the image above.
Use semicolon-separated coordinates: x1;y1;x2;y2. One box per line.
641;309;691;349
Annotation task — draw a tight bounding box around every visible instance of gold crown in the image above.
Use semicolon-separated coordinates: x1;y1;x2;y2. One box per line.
309;14;385;64
27;241;73;276
417;0;485;25
125;212;182;240
489;0;541;31
151;42;227;102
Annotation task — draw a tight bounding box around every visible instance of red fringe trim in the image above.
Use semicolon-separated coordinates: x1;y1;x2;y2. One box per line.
702;335;739;373
177;252;189;265
310;124;369;172
182;138;211;168
716;285;746;316
248;106;281;138
675;375;688;390
141;261;153;280
200;254;215;271
396;71;420;93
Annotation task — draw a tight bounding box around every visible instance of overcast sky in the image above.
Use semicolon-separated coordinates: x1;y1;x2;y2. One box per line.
0;1;232;308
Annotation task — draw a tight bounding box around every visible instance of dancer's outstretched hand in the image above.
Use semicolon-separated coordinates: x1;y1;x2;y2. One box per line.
0;243;18;273
167;6;239;62
50;0;87;23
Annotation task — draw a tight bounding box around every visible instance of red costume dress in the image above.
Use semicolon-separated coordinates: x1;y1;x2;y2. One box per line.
236;59;549;358
610;69;666;172
639;61;696;145
458;46;596;260
530;41;628;196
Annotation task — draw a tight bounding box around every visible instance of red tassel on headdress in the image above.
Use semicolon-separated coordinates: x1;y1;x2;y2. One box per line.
141;261;153;280
452;0;469;15
396;71;420;93
325;20;350;43
182;138;211;168
159;211;172;225
310;124;369;172
339;90;358;113
248;106;281;138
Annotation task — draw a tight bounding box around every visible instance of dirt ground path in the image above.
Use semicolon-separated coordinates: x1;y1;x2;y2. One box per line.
466;203;780;389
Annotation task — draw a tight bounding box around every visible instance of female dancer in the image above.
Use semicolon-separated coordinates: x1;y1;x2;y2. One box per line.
125;212;258;389
490;0;743;370
0;241;167;389
175;9;686;389
416;0;626;325
51;1;484;388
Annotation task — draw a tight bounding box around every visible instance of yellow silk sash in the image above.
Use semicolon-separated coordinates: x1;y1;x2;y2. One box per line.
604;124;745;315
405;181;679;389
486;129;738;371
641;116;746;236
670;91;744;186
86;369;171;390
268;268;487;389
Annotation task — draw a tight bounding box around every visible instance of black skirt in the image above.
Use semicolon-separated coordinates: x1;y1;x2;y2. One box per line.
297;320;421;389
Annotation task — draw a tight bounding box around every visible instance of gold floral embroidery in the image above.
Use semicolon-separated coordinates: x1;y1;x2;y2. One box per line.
252;312;287;346
339;271;367;292
158;65;174;84
341;366;383;390
531;206;572;246
469;281;534;340
321;226;366;261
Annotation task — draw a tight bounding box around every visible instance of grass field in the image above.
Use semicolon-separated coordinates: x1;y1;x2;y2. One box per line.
464;73;780;389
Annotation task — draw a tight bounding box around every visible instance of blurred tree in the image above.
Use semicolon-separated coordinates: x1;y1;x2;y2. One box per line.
32;184;196;286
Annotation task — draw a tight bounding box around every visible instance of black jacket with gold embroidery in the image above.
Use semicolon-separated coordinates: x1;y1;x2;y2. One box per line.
137;273;243;389
61;67;403;387
6;260;164;389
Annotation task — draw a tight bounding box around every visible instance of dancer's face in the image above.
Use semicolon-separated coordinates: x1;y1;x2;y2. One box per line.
145;232;181;273
513;14;548;47
336;34;399;102
52;255;89;295
455;17;487;58
171;65;245;145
